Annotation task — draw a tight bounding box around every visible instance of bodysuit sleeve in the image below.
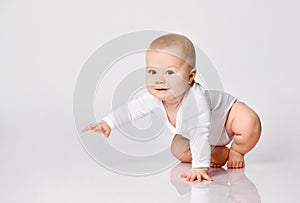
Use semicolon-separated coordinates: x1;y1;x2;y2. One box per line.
181;87;211;168
102;92;155;129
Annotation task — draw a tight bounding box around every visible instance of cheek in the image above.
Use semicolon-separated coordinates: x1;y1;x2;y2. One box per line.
169;80;188;91
167;75;189;94
145;75;155;86
167;74;188;86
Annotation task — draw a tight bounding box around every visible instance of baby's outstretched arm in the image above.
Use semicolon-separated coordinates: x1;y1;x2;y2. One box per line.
81;120;111;138
81;92;154;139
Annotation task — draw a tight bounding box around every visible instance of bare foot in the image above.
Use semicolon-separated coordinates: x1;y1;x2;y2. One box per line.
227;148;245;168
210;146;229;168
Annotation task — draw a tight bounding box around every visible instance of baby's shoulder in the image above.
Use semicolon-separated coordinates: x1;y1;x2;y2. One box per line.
184;83;210;108
203;89;234;99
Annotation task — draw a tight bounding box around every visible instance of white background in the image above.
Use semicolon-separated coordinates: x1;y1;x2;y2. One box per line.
1;0;300;202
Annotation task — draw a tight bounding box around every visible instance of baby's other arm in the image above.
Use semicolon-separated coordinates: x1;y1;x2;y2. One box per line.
181;87;212;182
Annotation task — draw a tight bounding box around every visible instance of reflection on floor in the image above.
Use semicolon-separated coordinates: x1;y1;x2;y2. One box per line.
170;163;261;203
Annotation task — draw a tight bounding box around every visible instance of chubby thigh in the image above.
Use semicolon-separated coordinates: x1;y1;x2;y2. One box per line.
224;101;262;154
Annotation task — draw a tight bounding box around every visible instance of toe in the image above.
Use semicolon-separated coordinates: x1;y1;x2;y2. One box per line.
227;161;232;168
210;162;217;168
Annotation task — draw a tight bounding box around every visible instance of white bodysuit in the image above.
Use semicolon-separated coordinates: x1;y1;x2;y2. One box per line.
102;82;237;168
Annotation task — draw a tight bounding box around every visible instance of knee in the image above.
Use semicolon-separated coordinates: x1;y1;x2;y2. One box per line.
232;114;261;153
170;134;191;162
249;113;262;138
240;113;262;144
170;135;182;158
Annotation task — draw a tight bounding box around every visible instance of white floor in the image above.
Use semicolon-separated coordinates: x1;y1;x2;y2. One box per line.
0;115;298;203
1;160;298;203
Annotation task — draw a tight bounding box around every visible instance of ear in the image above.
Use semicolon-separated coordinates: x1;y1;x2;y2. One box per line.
188;68;197;85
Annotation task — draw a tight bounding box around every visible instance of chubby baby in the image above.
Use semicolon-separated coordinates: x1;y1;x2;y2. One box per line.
82;33;261;182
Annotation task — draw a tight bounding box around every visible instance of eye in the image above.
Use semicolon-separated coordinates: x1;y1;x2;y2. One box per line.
166;70;175;75
148;69;157;75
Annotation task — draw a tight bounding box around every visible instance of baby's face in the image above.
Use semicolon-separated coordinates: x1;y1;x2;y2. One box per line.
145;51;194;101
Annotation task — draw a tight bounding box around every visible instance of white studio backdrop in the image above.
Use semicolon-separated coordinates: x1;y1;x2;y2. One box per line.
1;0;300;202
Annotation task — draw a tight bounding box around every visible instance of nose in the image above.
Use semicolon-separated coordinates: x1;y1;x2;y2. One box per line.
155;73;165;84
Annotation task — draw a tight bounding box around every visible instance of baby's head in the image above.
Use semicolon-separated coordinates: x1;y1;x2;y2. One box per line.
145;33;197;101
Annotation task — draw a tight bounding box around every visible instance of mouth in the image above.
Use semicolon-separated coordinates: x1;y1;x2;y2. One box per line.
154;87;170;91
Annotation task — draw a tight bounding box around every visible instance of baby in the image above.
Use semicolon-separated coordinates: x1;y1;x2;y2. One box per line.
82;33;261;182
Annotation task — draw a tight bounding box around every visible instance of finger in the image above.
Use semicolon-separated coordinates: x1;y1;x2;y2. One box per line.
181;173;187;178
103;131;109;138
98;127;109;138
101;126;109;137
89;124;97;129
92;126;99;133
96;126;104;133
89;124;97;130
203;173;213;182
190;175;196;182
81;127;88;133
197;175;202;182
82;124;95;133
185;174;191;181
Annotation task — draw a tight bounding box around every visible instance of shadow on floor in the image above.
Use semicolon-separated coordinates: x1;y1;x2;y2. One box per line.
170;163;261;203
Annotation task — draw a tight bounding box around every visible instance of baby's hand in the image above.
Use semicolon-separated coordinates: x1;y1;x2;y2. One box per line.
81;120;111;138
181;168;212;182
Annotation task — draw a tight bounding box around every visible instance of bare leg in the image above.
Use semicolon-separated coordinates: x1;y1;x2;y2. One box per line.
225;102;262;168
170;134;229;168
170;134;192;163
210;146;229;168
